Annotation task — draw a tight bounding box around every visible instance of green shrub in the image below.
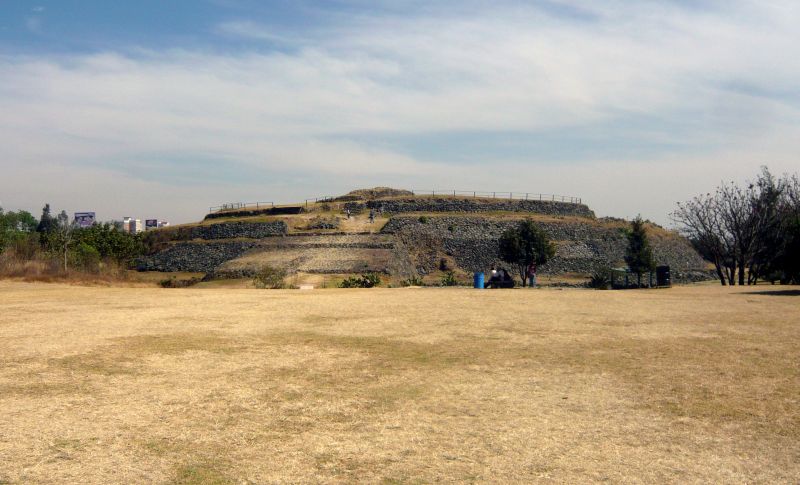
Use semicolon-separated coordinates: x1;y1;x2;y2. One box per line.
159;276;202;288
401;275;424;287
418;216;429;224
362;272;381;287
254;265;288;289
588;268;611;289
339;272;381;288
73;242;101;273
440;271;458;286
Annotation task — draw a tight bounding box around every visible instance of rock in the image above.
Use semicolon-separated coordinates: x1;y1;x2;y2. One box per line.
305;216;340;230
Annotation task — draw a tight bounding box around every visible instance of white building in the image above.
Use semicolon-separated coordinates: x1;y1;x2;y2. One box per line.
122;217;144;234
131;219;144;234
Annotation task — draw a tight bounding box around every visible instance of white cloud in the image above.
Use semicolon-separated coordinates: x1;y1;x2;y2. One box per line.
1;1;799;224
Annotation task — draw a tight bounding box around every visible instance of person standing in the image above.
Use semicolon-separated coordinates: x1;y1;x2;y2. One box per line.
527;262;537;287
368;209;375;223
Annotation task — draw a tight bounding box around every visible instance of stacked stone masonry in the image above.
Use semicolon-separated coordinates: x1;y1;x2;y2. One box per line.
137;241;259;273
137;234;415;277
189;221;288;239
139;214;712;283
344;198;595;218
381;216;707;277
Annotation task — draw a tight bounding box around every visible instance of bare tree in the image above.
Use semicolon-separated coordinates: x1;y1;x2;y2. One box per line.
56;210;76;273
674;167;797;286
673;192;732;285
745;168;784;284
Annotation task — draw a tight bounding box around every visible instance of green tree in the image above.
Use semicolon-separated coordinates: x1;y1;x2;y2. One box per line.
36;203;58;235
75;223;144;264
0;208;38;252
498;219;555;287
624;216;656;287
73;242;101;272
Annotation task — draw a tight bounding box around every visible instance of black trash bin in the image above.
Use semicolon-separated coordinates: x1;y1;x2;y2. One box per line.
656;265;671;287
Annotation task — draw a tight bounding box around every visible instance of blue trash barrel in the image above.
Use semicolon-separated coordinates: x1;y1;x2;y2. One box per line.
473;272;484;289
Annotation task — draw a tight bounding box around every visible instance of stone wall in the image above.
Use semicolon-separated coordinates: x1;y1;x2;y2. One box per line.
344;197;595;218
138;214;711;282
204;206;303;220
137;234;416;277
381;216;708;278
189;221;287;240
137;241;259;273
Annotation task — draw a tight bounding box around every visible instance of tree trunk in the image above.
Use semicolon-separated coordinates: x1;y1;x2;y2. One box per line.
714;263;726;286
748;268;758;286
637;272;642;288
738;258;746;286
63;247;68;273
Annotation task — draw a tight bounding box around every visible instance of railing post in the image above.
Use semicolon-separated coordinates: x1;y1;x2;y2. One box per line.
493;192;496;198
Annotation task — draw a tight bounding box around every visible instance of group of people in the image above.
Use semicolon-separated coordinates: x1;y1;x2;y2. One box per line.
484;263;537;288
343;208;377;223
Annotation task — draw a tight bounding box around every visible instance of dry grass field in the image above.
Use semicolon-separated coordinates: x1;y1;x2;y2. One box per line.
0;282;798;484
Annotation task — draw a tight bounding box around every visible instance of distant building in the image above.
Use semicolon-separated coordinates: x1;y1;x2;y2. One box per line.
123;217;166;233
122;217;144;234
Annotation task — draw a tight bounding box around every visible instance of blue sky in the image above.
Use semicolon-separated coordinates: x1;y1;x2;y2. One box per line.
1;1;798;224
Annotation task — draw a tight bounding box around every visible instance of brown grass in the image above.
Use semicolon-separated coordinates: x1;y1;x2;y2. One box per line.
0;282;798;483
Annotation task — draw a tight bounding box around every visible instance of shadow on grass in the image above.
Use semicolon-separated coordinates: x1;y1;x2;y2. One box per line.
743;289;800;297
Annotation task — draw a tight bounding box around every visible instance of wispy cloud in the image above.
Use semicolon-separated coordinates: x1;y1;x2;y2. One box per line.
1;1;799;223
214;20;303;46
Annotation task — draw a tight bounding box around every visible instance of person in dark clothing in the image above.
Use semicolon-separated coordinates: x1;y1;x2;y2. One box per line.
485;265;499;288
